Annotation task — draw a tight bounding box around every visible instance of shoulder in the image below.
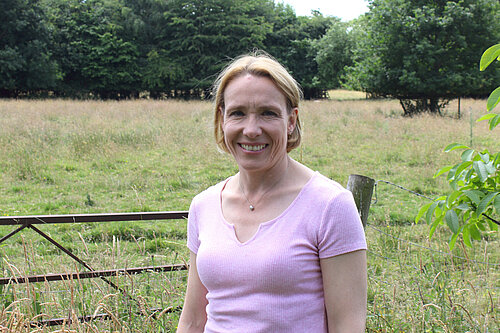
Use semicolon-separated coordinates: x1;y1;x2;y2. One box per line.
187;177;229;236
293;172;358;226
311;174;367;257
191;177;230;206
306;172;352;204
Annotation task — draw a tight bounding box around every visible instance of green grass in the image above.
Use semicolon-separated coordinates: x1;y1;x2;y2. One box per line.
0;98;498;332
328;89;367;100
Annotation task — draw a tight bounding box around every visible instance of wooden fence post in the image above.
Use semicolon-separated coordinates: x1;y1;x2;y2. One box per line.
347;174;375;228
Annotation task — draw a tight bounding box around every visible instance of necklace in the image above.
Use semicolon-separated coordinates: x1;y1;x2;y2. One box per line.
238;163;290;211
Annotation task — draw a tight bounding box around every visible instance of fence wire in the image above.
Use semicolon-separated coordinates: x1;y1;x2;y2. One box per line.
374;179;435;204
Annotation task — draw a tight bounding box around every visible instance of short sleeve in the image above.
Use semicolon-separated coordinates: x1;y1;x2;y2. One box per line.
318;189;367;258
186;197;200;254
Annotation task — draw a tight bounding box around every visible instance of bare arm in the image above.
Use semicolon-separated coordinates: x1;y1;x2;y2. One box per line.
320;250;367;333
177;251;208;333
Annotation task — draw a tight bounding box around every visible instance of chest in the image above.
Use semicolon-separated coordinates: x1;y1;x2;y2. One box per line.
196;217;321;294
221;206;283;243
222;191;299;243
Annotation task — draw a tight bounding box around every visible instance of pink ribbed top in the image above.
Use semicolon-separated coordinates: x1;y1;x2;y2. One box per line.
187;172;367;332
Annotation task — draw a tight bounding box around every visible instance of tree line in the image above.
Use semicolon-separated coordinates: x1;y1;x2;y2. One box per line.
1;0;499;114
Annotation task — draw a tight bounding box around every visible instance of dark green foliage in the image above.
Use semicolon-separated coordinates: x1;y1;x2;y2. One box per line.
0;0;58;97
347;0;500;115
44;0;140;98
159;0;274;97
4;0;500;102
263;10;337;98
2;0;352;99
313;18;355;89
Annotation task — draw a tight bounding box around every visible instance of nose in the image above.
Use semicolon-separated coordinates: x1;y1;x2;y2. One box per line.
242;114;262;138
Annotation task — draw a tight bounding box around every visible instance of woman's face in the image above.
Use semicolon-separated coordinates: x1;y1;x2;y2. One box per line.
221;74;297;173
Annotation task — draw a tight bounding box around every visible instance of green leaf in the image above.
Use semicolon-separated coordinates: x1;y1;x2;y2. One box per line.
472;153;482;162
485;161;496;175
461;150;474;162
477;113;496;122
488;219;499;231
463;190;483;205
445;210;459;233
486;87;500;111
470;223;481;241
416;202;432;223
446;190;462;208
495;195;500;213
462;225;472;247
489;113;500;130
477;192;499;217
433;165;453;178
456;203;471;210
494;152;500;167
464;168;474;182
425;201;439;225
473;161;489;182
479;44;500;71
429;215;443;239
454;161;472;178
444;143;469;152
448;230;460;250
447;165;458;181
479;152;490;163
477;222;486;231
449;178;459;191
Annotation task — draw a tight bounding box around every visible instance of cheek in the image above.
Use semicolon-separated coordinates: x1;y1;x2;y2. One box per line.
268;125;288;157
222;121;238;154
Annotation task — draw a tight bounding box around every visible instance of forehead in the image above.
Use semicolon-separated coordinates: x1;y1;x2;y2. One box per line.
223;74;287;109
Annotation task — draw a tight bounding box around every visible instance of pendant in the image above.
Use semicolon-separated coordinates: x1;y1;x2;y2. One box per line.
249;205;255;211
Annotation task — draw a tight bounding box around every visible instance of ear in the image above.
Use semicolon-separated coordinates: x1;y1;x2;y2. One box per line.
287;107;298;134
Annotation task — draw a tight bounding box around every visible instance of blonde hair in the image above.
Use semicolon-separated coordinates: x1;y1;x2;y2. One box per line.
213;52;303;153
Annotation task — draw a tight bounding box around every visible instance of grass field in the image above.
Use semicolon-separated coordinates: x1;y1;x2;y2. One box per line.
0;98;498;332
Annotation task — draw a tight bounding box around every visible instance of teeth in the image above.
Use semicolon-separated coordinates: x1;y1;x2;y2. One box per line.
241;144;266;151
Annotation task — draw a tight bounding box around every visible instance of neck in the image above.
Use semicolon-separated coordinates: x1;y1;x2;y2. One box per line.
237;156;292;212
238;155;291;193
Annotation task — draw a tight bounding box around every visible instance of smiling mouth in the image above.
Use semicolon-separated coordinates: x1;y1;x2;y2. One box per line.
239;144;267;151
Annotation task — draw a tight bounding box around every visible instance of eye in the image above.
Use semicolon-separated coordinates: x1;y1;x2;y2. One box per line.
228;110;244;117
262;110;279;117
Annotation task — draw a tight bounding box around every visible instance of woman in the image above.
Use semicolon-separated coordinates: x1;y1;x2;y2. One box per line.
177;53;367;333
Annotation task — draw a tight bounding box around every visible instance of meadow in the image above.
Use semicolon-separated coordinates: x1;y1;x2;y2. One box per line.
0;97;498;332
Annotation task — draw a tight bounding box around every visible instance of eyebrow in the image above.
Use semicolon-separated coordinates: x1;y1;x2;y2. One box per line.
225;103;283;111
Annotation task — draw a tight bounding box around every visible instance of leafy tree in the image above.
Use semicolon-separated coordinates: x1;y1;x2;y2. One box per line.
44;0;139;98
312;18;355;90
84;31;140;98
279;11;335;99
120;0;182;96
0;0;58;97
262;7;337;99
122;0;336;99
347;0;500;116
2;0;342;99
416;44;500;249
262;2;299;60
160;0;274;97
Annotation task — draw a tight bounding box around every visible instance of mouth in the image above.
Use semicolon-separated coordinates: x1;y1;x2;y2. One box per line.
239;143;268;152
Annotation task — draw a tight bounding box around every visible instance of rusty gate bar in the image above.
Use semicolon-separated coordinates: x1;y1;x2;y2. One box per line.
30;306;182;327
0;210;190;326
28;224;132;298
0;223;30;243
0;264;188;285
0;211;189;227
